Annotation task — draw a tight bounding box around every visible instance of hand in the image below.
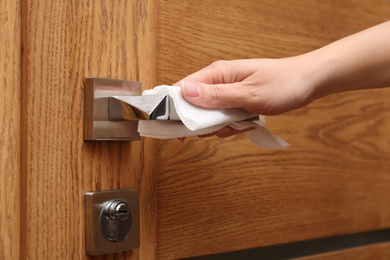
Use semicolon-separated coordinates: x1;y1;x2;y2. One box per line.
173;57;318;138
174;57;316;116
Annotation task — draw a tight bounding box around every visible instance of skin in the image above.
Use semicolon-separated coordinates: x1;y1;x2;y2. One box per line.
173;21;390;138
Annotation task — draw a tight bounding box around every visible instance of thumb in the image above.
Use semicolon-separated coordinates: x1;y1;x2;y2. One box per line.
181;80;246;109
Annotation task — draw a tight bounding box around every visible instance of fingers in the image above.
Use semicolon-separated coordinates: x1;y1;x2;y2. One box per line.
199;126;256;138
177;127;256;143
181;80;250;109
174;60;265;110
198;126;231;138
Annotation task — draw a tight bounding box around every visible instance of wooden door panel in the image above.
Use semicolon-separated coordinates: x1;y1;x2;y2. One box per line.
0;1;21;259
156;0;390;259
21;1;157;259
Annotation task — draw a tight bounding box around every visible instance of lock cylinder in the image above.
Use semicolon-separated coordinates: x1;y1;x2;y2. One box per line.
101;200;133;242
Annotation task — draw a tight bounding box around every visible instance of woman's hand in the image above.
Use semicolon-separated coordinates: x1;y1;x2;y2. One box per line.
174;57;318;116
173;56;320;138
174;21;390;138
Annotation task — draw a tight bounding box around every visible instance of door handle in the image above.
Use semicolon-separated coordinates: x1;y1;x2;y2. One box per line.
84;77;182;141
84;77;142;141
108;95;180;121
84;77;258;141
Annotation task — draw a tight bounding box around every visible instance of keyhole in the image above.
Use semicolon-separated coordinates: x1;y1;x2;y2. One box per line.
100;200;132;242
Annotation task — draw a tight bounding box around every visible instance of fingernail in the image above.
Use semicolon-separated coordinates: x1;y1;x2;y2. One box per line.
182;80;201;97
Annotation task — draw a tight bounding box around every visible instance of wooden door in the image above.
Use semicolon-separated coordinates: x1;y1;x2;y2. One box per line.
1;0;390;259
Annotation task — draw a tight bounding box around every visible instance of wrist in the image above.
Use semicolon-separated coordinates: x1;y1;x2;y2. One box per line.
287;50;334;106
299;46;350;103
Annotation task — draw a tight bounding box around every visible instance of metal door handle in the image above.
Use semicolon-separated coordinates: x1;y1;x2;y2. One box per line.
84;77;258;141
108;95;180;121
84;77;143;141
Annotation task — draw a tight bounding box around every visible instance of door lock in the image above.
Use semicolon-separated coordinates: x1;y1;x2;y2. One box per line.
85;189;140;255
101;200;132;242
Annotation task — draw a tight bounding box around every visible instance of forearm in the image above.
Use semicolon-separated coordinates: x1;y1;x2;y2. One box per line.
178;21;390;117
306;21;390;101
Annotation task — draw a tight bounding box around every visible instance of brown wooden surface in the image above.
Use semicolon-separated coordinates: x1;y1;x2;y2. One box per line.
21;0;157;259
9;0;390;259
298;242;390;260
156;0;390;259
0;1;21;259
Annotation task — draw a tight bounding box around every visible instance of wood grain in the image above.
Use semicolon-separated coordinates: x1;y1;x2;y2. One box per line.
298;242;390;260
21;0;157;259
156;0;390;259
0;1;21;259
17;0;390;259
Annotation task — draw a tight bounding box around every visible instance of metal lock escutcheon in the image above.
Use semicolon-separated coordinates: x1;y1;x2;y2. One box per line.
85;189;140;256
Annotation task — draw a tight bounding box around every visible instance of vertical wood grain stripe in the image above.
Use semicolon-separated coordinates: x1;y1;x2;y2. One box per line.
0;0;21;259
21;0;158;259
21;0;71;258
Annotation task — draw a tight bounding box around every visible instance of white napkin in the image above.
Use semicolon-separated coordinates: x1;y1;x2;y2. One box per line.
138;86;289;149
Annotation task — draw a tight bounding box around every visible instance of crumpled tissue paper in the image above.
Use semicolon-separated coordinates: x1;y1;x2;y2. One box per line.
138;86;288;149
